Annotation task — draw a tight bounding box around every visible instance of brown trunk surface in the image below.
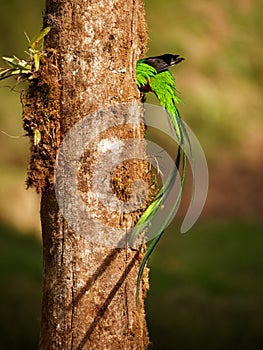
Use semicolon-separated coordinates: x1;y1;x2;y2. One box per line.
22;0;150;349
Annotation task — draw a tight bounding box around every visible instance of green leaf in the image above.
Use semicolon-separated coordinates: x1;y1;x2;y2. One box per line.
34;53;40;71
33;129;41;145
29;27;50;49
2;56;19;68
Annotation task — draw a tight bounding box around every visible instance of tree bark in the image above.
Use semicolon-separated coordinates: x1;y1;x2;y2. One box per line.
22;0;149;349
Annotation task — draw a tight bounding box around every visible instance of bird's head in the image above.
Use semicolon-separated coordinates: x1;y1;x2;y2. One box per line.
160;54;184;67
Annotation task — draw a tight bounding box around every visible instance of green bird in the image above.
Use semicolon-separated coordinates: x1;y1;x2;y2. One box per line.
134;53;188;305
136;53;185;142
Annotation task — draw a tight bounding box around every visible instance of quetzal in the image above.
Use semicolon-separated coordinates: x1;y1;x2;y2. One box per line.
136;54;185;143
134;53;188;304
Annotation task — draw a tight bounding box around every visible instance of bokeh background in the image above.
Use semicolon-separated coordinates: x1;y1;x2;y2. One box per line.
0;0;263;349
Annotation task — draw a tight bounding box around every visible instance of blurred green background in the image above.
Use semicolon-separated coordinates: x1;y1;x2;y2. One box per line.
0;0;263;349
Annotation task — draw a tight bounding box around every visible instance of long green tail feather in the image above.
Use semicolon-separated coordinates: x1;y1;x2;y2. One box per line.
136;150;187;306
128;141;180;247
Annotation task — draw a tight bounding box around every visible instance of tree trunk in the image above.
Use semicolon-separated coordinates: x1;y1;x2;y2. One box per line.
22;0;150;349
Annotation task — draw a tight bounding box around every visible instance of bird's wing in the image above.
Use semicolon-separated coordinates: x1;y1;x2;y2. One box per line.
149;70;183;142
136;60;157;89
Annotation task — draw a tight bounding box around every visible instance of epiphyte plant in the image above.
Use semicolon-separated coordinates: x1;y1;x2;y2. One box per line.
0;27;50;81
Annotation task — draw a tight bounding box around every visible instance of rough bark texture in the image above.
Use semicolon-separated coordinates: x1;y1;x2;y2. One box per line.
23;0;150;349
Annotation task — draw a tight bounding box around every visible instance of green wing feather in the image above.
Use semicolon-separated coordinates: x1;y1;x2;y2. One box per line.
149;70;183;142
136;60;157;88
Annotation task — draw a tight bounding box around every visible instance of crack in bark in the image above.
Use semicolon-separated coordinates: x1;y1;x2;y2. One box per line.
70;261;75;349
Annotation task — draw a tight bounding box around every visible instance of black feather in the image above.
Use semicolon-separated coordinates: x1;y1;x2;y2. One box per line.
143;54;184;73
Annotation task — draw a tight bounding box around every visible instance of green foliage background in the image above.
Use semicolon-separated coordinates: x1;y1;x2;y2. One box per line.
0;1;263;349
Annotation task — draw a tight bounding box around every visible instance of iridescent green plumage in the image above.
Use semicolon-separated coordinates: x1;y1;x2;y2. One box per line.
136;61;157;89
134;54;187;305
